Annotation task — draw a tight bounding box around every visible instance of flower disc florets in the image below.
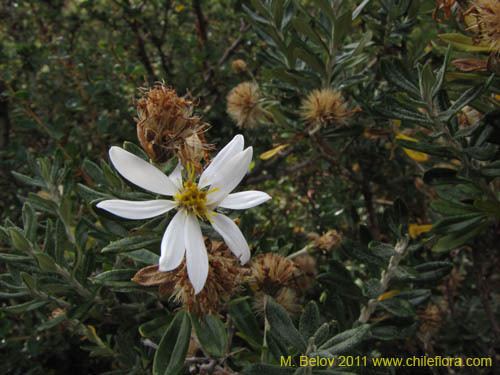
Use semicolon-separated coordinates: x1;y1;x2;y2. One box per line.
174;180;209;220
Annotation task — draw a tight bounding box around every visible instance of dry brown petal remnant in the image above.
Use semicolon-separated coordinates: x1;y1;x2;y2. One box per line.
247;253;316;315
226;82;265;128
136;84;211;170
132;240;243;315
470;0;500;52
300;88;352;134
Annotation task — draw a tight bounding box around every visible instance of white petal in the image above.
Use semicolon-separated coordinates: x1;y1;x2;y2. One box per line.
109;146;178;196
184;214;209;294
206;147;253;206
211;213;250;264
199;134;244;188
97;199;176;219
169;163;183;191
218;191;271;210
159;210;186;272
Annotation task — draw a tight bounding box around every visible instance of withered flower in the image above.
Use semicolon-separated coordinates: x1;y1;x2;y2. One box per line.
247;253;311;315
132;240;243;315
300;88;352;133
136;84;211;169
469;0;500;52
314;229;342;253
226;82;265;128
231;59;248;73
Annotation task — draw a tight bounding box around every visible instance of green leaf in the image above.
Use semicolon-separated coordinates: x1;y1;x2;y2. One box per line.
191;314;228;358
153;311;191;375
101;235;160;253
311;322;332;347
352;0;371;20
433;213;486;234
396;139;453;158
22;203;38;242
34;252;58;272
432;222;488;252
11;171;46;188
139;315;173;338
379;298;415;317
438;33;492;52
294;47;325;75
8;227;32;253
380;60;420;97
299;301;320;339
432;45;451;98
2;300;48;314
431;199;478;216
93;269;137;285
266;297;307;353
228;298;262;349
414;262;452;282
439;75;494;121
82;159;105;184
318;324;371;354
121;249;160;265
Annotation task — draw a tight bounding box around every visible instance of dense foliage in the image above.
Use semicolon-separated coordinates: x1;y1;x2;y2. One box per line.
1;0;499;374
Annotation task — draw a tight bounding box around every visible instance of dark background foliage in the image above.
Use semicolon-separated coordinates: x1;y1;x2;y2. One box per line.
1;0;499;374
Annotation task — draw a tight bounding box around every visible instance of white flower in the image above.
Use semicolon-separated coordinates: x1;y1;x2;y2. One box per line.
97;135;271;294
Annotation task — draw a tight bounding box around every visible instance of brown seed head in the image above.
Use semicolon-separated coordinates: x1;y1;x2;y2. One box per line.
470;0;500;52
300;88;351;130
136;84;211;169
226;82;264;128
314;229;342;252
247;253;312;315
248;253;297;293
132;240;243;315
231;59;248;73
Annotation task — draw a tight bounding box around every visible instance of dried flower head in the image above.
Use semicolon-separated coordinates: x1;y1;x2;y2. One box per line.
470;0;500;52
136;84;211;169
226;82;265;128
314;229;342;252
248;253;297;293
300;88;351;132
132;240;243;315
231;59;248;73
247;253;312;315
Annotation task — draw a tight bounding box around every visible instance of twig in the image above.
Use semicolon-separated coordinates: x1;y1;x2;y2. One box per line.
358;237;409;323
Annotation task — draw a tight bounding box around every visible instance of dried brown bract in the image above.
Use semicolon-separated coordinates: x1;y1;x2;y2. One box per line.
136;84;211;170
132;240;243;315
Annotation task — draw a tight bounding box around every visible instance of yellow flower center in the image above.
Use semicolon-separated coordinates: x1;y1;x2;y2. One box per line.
174;180;209;220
